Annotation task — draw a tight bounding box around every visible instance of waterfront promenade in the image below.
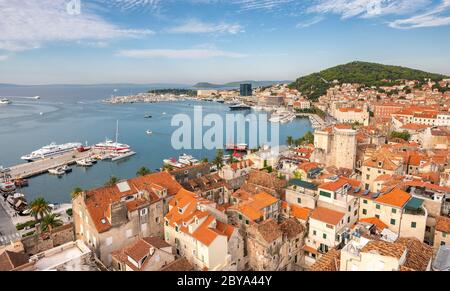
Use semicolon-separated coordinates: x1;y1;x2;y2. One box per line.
296;113;327;129
7;150;93;180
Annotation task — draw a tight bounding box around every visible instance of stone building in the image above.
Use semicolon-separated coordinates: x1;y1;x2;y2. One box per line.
246;218;305;271
314;125;357;170
72;172;182;266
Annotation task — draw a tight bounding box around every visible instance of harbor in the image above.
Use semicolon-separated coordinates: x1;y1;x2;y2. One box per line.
295;113;327;129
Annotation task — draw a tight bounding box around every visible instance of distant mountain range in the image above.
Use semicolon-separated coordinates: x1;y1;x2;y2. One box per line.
193;80;291;89
290;61;449;100
0;83;192;89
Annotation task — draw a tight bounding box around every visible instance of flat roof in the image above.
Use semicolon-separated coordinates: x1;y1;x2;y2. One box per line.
289;179;317;190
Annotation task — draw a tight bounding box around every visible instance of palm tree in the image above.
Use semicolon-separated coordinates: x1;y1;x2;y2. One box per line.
286;136;294;147
213;149;224;169
29;198;52;221
40;213;63;232
71;187;83;200
136;167;151;177
105;176;120;187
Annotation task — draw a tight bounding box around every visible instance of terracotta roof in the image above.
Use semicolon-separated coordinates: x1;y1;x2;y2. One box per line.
230;191;279;222
290;204;312;221
396;238;433;271
359;217;388;231
84;172;182;233
375;188;411;208
251;219;282;243
280;218;305;239
319;176;361;192
160;258;194;272
435;216;450;233
230;159;254;171
0;251;29;271
310;249;341;271
310;207;345;226
361;240;406;259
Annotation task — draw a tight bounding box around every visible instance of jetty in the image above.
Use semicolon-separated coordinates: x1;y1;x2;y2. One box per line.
296;113;327;129
6;150;94;180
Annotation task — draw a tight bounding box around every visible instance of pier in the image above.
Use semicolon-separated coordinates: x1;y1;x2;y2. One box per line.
6;150;94;180
296;113;327;129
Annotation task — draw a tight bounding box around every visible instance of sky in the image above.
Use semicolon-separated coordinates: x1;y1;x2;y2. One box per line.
1;0;450;85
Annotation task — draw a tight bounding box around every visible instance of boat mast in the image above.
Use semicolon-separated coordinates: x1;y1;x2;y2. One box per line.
116;120;119;143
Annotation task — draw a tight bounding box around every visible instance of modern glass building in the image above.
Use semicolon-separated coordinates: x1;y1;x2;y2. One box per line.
240;83;252;96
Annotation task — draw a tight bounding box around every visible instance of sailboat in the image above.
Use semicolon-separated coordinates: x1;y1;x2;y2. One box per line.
94;120;131;153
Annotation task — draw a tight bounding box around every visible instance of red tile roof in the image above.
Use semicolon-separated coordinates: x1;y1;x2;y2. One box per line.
310;207;345;226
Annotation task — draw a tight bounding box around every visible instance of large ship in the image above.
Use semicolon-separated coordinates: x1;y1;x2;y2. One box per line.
21;142;82;162
94;121;131;153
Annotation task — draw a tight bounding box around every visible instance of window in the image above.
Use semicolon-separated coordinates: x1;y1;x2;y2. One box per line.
366;175;370;180
140;208;148;216
411;222;416;228
363;209;367;215
375;214;380;219
238;214;243;220
246;220;250;225
297;198;302;204
175;226;179;232
323;233;327;239
313;230;317;236
390;219;396;226
363;200;368;204
392;208;397;214
348;206;351;212
320;191;331;198
354;210;357;216
376;204;381;210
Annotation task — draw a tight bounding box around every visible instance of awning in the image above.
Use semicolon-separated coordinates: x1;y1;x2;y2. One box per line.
405;197;424;211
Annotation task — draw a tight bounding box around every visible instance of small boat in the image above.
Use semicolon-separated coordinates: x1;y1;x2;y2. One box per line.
14;179;29;188
144;114;152;119
0;98;12;105
49;167;66;176
61;165;72;173
0;181;16;192
146;130;153;135
162;112;167;115
33;96;40;100
76;159;93;167
229;103;251;111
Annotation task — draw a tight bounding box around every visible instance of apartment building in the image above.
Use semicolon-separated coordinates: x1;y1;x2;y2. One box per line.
72;172;182;266
361;149;404;191
434;216;450;249
164;189;243;271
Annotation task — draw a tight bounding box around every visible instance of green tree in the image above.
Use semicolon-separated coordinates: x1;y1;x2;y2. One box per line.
214;149;224;169
202;158;209;163
29;198;52;221
390;131;411;141
105;176;120;187
136;166;152;177
71;187;83;200
40;213;63;232
286;136;294;147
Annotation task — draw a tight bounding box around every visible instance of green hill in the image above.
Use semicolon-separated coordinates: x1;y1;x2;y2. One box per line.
290;61;448;100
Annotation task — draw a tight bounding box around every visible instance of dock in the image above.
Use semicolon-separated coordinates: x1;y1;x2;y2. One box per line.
7;150;94;180
296;113;327;129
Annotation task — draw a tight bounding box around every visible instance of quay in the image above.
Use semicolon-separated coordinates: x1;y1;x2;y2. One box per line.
296;113;327;129
6;150;94;180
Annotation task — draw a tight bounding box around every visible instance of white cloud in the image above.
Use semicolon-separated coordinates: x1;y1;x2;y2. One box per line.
116;48;247;59
0;0;153;52
389;0;450;28
308;0;430;19
166;19;244;34
296;16;324;28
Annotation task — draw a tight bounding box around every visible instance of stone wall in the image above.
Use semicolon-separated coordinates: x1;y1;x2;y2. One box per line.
21;223;75;256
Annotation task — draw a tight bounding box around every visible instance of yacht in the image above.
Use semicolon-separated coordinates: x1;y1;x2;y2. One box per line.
269;110;296;124
0;98;12;105
146;130;153;135
178;154;199;166
49;167;66;176
21;142;82;162
76;159;93;167
94;121;131;153
229;103;251;111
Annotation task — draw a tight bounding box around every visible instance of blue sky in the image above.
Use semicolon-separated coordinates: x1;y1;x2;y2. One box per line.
1;0;450;85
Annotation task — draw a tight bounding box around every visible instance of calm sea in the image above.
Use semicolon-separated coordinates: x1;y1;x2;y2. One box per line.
0;85;312;204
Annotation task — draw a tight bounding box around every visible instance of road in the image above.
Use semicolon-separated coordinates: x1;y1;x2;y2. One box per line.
0;197;20;246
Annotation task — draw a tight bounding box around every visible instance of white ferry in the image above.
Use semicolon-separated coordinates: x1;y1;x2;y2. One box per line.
21;142;82;162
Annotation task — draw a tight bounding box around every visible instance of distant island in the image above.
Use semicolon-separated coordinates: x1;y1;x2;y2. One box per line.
290;61;449;100
193;80;292;89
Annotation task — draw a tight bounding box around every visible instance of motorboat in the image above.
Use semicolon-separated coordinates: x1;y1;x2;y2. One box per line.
48;167;66;176
0;98;12;105
146;130;153;135
76;159;93;167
